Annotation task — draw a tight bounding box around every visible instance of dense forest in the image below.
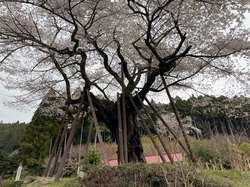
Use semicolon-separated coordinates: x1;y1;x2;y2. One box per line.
0;121;27;153
0;122;27;179
164;95;250;138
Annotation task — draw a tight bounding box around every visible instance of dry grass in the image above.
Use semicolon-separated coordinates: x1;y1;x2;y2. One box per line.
90;134;250;168
71;133;250;172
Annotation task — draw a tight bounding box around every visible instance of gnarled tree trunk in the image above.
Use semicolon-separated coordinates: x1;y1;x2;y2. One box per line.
89;92;145;163
125;111;146;162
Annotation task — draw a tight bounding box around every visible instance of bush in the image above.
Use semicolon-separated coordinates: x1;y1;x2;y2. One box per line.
84;164;177;187
191;139;230;169
85;147;102;166
83;163;249;187
63;159;78;177
238;142;250;155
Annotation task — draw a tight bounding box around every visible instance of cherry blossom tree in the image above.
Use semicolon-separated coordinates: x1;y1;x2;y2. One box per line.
0;0;250;162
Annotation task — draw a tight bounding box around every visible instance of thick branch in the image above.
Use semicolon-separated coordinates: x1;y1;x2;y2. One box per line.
50;53;72;102
90;39;123;86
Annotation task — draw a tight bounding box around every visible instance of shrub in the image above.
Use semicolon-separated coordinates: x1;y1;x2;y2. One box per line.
85;147;102;166
63;159;78;177
191;139;230;169
238;142;250;155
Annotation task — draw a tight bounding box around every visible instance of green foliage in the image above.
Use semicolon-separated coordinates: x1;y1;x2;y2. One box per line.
0;180;23;187
191;170;250;187
0;122;26;178
191;139;230;169
134;104;159;136
0;150;19;179
85;147;102;166
19;112;60;175
72;116;92;145
238;142;250;155
174;96;193;117
84;164;173;187
0;122;27;153
98;122;112;143
72;116;112;145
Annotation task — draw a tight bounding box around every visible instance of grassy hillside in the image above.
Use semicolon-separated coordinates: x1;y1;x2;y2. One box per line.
1;166;250;187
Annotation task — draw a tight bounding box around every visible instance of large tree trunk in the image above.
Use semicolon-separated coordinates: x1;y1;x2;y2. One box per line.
126;112;146;162
110;111;145;163
90;93;145;163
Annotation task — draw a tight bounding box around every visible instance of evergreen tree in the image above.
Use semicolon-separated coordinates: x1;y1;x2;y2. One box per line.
19;112;60;175
0;150;19;179
0;122;27;153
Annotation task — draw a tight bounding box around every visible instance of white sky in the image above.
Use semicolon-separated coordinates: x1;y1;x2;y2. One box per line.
0;13;250;123
0;84;35;123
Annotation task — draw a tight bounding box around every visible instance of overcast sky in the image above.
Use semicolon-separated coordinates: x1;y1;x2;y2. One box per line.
0;13;250;124
0;84;36;123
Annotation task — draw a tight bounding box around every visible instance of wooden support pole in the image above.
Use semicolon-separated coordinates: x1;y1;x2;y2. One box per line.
144;96;190;155
78;120;84;166
117;93;124;164
160;74;197;164
44;106;69;177
121;64;128;163
84;118;94;159
122;93;128;163
86;89;108;165
50;122;68;176
78;118;94;167
128;95;167;163
54;94;84;182
135;93;174;164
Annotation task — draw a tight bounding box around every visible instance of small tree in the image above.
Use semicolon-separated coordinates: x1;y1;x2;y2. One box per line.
85;147;102;166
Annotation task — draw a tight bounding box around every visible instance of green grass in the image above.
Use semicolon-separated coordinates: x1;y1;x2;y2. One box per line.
21;177;79;187
198;170;250;187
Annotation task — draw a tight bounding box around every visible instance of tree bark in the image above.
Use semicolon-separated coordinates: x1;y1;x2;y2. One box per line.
81;90;146;163
126;111;146;162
